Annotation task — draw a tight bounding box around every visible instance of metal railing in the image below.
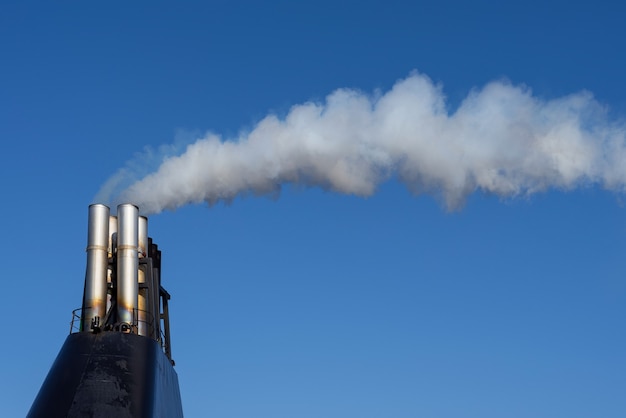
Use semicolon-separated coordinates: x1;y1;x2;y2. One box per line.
70;309;82;334
70;307;157;339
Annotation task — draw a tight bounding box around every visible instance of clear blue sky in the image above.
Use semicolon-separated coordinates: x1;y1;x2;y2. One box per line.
2;1;626;417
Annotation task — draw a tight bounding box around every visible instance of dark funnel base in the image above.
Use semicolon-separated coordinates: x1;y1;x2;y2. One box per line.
27;332;183;418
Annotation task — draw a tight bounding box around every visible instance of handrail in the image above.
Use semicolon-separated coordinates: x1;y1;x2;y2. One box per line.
70;307;158;340
70;309;82;334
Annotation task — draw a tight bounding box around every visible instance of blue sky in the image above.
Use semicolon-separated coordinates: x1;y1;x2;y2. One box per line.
2;1;626;417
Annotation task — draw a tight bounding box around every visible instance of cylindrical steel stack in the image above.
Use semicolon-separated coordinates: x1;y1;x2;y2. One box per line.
82;203;151;335
116;204;139;329
81;204;110;331
137;215;151;337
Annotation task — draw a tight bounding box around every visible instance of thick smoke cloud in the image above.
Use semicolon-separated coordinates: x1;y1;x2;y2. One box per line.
96;72;626;214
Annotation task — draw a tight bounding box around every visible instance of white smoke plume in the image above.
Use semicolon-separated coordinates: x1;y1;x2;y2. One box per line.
96;71;626;215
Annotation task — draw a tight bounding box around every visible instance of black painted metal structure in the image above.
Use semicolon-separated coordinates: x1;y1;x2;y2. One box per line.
27;332;183;418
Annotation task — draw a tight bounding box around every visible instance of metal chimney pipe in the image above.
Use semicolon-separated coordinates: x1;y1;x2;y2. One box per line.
82;204;110;331
138;216;148;259
137;216;150;337
117;204;139;330
108;215;118;256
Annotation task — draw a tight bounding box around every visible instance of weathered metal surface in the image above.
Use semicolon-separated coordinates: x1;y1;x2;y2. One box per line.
27;332;184;418
117;204;139;327
137;216;150;337
82;204;110;331
138;216;148;258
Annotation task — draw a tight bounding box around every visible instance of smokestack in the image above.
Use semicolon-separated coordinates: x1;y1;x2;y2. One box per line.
81;204;110;331
137;215;151;337
27;204;182;417
116;203;139;330
80;204;162;337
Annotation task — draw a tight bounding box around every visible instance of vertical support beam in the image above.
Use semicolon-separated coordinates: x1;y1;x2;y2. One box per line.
149;240;161;341
161;289;173;362
82;204;110;332
116;204;138;331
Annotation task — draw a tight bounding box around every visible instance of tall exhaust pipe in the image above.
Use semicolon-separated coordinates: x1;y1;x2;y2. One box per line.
81;204;110;331
137;215;151;337
117;203;139;330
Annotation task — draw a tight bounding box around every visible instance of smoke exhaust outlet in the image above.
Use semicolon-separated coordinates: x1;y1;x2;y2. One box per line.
82;204;110;332
116;203;139;327
137;215;150;337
